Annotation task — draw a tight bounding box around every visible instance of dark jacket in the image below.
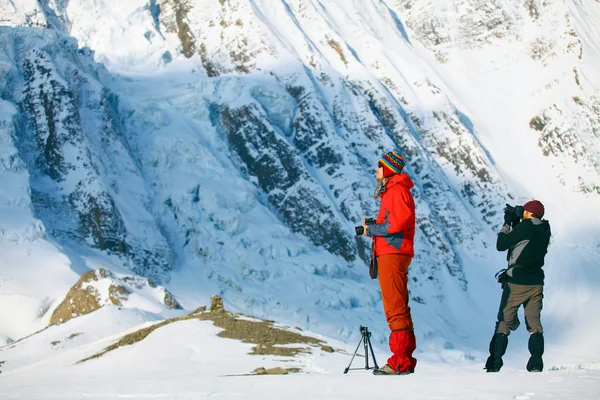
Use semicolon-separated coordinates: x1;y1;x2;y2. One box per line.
497;218;551;285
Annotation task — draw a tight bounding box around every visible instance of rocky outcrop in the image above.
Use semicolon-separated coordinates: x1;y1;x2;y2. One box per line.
157;0;196;58
531;96;600;194
50;269;115;325
210;294;225;313
50;269;181;325
158;0;259;74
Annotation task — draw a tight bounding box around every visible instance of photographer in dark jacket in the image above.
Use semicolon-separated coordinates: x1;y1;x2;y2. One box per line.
485;200;551;373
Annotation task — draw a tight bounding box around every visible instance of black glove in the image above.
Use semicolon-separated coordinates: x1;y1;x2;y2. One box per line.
503;211;513;226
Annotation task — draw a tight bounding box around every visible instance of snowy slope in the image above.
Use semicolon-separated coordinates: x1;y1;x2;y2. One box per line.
1;307;599;399
0;0;599;386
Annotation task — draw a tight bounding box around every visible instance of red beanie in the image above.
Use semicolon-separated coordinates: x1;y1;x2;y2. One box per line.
523;200;545;218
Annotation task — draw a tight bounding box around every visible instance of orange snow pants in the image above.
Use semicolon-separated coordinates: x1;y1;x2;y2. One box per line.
377;253;417;372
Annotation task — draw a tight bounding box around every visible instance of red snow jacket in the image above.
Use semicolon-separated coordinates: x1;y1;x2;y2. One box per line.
367;173;415;257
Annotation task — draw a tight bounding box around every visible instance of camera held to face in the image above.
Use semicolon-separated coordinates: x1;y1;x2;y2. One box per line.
504;204;524;228
355;218;376;236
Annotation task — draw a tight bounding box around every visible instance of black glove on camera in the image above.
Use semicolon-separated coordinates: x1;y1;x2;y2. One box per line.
503;204;523;228
503;211;513;226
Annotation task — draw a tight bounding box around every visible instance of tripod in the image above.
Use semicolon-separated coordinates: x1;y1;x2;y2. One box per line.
343;325;379;373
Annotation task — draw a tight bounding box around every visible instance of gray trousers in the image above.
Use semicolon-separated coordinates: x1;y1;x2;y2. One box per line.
495;282;543;335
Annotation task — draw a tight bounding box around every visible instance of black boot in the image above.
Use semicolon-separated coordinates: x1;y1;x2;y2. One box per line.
526;332;544;372
485;333;508;372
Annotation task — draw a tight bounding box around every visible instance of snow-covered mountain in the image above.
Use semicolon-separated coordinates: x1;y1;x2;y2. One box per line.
1;0;599;372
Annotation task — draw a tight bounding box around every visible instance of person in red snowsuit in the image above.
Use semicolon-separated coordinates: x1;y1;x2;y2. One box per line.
362;150;417;375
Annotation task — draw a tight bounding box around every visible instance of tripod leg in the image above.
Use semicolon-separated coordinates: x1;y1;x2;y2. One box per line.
363;333;370;370
366;333;379;369
343;337;364;374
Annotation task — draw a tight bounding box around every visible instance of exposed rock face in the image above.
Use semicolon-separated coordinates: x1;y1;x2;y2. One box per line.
531;96;600;194
50;269;111;325
158;0;196;58
164;0;261;75
0;1;47;28
50;269;181;325
3;29;173;283
220;103;356;262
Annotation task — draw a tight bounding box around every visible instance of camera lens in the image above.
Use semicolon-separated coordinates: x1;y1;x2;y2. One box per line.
355;226;364;236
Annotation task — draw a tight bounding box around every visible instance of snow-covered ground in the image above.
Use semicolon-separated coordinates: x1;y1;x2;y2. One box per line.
1;307;599;400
